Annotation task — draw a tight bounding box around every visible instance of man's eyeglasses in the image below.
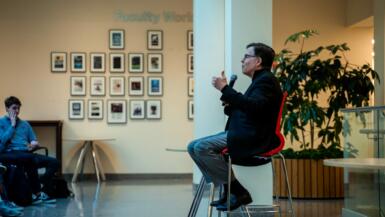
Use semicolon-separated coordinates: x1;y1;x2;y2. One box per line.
243;54;257;60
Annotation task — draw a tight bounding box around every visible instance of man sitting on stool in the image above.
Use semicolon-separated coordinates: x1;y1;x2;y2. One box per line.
187;42;282;211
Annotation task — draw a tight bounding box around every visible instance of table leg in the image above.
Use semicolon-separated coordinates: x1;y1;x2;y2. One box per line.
72;141;90;183
92;143;106;181
90;142;101;183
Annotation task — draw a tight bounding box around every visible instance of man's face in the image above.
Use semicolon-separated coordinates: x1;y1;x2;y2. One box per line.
6;104;20;116
241;47;261;77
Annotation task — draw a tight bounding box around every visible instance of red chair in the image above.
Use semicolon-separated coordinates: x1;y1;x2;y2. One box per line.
209;92;295;217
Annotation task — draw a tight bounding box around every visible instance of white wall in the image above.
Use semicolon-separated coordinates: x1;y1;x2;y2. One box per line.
0;0;193;174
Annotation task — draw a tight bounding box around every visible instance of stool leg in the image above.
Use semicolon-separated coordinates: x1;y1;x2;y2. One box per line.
279;152;295;217
218;185;222;217
271;158;282;217
227;157;232;217
188;177;206;217
208;183;215;217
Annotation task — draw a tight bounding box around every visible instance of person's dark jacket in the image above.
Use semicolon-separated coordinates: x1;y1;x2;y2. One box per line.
220;69;283;165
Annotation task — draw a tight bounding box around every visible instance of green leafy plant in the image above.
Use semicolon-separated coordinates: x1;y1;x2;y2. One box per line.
274;30;380;159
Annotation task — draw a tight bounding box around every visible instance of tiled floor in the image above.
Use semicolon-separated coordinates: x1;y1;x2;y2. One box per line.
21;179;343;217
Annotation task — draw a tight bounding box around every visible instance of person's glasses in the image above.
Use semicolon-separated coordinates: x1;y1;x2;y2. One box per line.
243;54;257;60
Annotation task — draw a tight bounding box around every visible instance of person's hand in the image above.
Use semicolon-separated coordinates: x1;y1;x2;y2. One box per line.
212;71;228;91
28;144;40;151
8;110;17;127
28;141;40;151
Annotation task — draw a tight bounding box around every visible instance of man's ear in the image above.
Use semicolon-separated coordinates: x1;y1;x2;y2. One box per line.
255;56;262;66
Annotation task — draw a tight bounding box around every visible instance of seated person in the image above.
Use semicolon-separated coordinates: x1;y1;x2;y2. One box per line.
0;163;23;217
0;96;59;204
188;43;282;211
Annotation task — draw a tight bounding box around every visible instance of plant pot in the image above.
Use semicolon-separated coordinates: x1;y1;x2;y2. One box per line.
273;159;344;199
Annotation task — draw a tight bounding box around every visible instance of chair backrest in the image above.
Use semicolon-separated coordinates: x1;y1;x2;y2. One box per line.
261;91;288;157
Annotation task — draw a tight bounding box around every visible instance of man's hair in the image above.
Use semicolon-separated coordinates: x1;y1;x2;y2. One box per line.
246;42;275;70
4;96;21;108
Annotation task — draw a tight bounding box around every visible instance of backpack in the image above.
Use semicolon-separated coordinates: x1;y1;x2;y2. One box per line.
5;165;32;206
45;176;73;198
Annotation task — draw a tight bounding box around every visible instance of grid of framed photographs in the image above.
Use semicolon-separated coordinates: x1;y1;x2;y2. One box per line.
59;29;199;122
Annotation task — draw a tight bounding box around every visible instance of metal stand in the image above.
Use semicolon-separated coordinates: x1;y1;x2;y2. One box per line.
72;140;106;183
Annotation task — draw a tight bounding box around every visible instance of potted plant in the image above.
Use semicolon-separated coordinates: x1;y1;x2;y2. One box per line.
272;30;380;198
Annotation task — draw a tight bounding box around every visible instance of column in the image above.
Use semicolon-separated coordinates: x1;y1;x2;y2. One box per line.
374;0;385;105
193;0;226;184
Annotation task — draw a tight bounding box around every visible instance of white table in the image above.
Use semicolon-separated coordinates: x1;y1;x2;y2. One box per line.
324;158;385;170
324;158;385;217
65;138;115;183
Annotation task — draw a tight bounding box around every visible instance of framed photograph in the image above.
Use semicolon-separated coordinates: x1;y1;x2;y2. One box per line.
107;100;127;124
51;52;67;72
90;53;105;73
188;100;194;120
88;100;103;120
71;52;86;72
147;30;163;50
128;53;144;73
110;53;125;73
148;53;162;73
70;76;86;96
130;100;145;119
188;76;194;96
146;100;161;119
109;76;125;96
128;76;144;96
69;100;84;120
109;29;124;50
90;76;105;96
187;53;193;73
187;30;193;50
148;77;163;96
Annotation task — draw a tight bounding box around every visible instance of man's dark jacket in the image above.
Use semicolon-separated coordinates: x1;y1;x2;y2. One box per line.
220;69;283;165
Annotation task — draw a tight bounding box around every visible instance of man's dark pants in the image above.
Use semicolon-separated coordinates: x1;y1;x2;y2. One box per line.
0;151;59;194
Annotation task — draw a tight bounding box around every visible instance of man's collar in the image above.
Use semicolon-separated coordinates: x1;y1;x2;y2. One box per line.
252;68;267;80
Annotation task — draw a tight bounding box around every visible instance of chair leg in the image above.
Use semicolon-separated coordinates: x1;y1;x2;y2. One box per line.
279;152;295;217
208;183;215;217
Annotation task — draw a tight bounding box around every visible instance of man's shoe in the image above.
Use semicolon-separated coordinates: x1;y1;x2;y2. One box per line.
38;192;56;204
4;201;23;212
216;193;252;211
31;194;42;205
210;194;227;207
0;201;22;217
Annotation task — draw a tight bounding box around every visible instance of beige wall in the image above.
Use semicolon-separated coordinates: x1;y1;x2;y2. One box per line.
273;0;373;149
0;0;374;173
0;0;194;174
274;0;372;67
